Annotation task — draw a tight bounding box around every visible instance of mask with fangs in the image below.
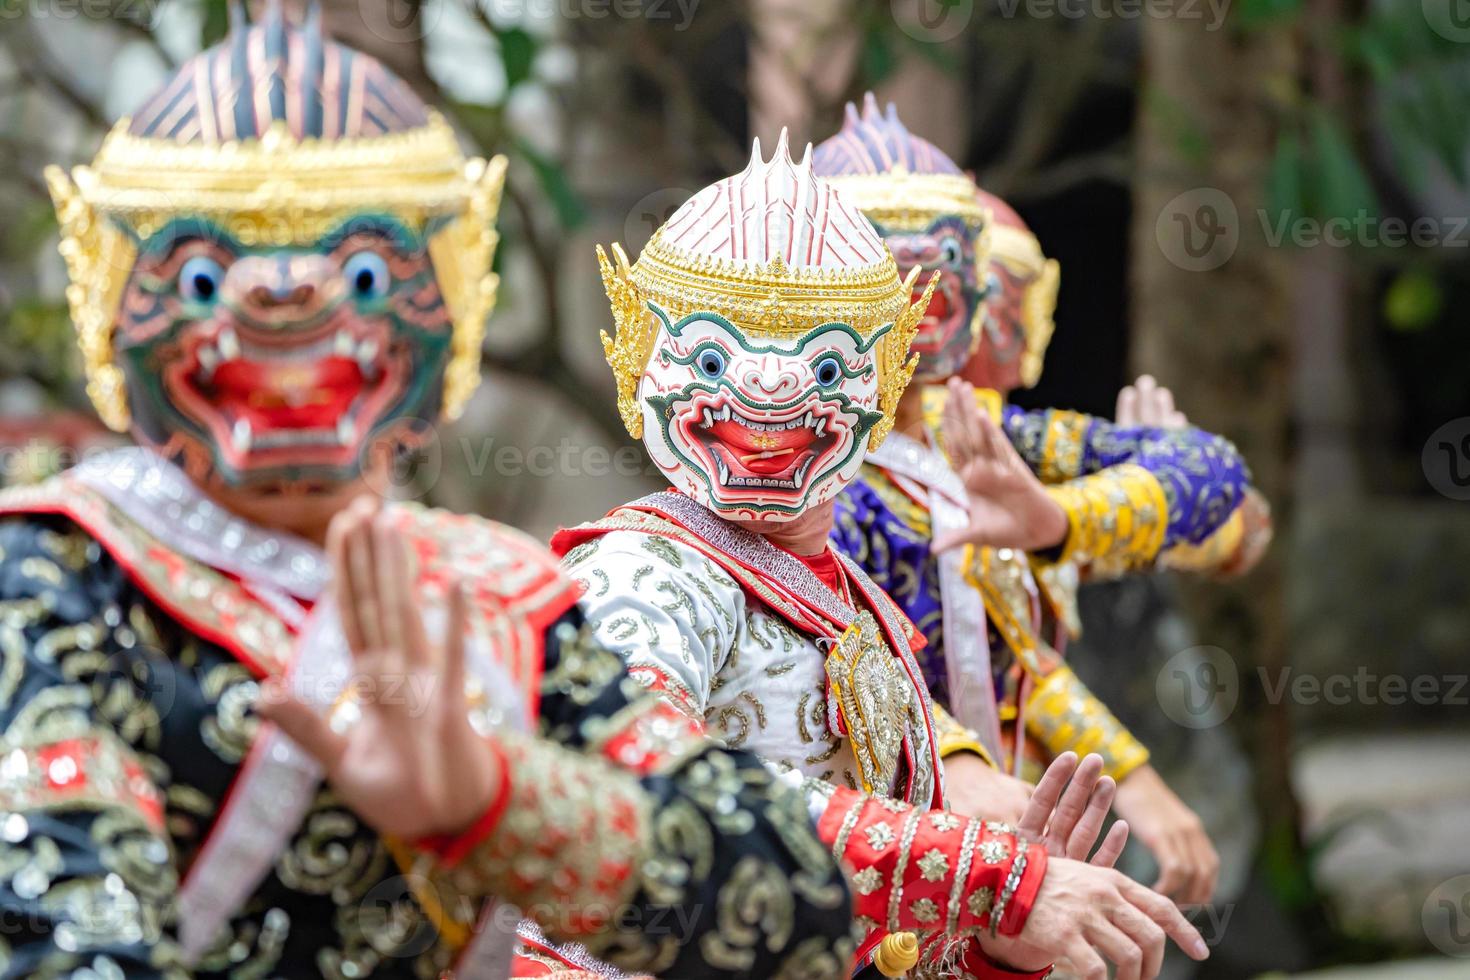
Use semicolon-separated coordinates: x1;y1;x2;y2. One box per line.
46;1;504;492
598;131;936;523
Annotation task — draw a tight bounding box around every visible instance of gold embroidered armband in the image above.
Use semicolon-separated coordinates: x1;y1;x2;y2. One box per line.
1043;463;1167;572
411;730;654;947
931;703;997;768
1024;665;1150;781
1038;410;1089;483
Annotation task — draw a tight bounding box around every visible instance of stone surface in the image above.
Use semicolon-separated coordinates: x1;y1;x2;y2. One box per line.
1293;731;1470;949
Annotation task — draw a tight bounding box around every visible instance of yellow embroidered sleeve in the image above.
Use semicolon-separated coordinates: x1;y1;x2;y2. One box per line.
930;702;997;768
1159;507;1245;574
1037;410;1090;483
1042;463;1168;572
1024;665;1150;781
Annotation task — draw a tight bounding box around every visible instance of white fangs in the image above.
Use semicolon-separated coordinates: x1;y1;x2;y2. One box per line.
231;418;252;453
356;339;380;378
195;328;383;380
218;327;241;361
197;345;220;380
710;444;820;491
695;405;827;433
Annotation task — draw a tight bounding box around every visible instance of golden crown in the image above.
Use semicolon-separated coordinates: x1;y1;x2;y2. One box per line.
824;170;989;231
1020;256;1060;388
990;223;1049;276
45;112;504;430
597;231;935;447
982;220;1059;387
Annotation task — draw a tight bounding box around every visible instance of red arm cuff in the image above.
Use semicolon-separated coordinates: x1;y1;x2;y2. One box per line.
412;739;513;868
953;945;1054;979
998;839;1046;936
817;787;1044;943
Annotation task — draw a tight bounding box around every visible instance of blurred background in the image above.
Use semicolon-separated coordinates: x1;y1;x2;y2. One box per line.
3;0;1470;975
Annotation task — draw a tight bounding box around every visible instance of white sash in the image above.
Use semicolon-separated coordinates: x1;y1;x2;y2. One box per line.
866;434;1004;762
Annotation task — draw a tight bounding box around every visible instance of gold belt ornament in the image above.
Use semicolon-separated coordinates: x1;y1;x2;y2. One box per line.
824;611;917;794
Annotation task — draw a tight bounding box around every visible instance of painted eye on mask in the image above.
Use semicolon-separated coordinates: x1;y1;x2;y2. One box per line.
344;251;391;302
813;354;843;389
695;346;727;381
940;236;963;267
179;255;225;305
984;270;1002;302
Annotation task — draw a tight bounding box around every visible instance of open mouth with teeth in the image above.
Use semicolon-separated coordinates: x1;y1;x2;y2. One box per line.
672;393;854;501
163;316;405;471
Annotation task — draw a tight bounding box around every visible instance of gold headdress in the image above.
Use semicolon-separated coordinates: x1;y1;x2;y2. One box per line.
986;209;1060;389
823;169;990;231
44;7;505;430
598;133;935;447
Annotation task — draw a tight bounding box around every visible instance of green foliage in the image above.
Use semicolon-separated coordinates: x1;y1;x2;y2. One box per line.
0;300;77;387
860;27;898;85
1144;85;1212;168
1233;0;1302;30
1263;107;1380;229
1383;269;1444;332
515;136;585;230
199;0;230;48
496;26;537;89
1346;5;1470;188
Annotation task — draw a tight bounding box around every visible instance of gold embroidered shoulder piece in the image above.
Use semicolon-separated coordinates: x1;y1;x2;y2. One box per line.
0;476;295;677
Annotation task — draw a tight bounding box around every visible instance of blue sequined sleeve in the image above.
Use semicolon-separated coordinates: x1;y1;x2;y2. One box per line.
832;473;950;704
1000;404;1250;548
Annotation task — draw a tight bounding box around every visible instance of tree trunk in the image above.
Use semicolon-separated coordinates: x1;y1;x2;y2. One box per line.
1129;7;1318;947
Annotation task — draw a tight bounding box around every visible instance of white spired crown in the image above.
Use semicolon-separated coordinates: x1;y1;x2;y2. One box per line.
660;129;890;273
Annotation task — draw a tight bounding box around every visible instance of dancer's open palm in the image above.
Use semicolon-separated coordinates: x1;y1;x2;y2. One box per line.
934;377;1069;554
256;497;497;839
